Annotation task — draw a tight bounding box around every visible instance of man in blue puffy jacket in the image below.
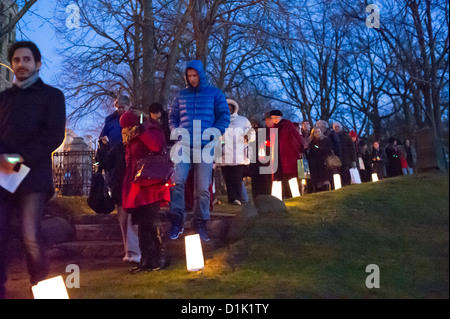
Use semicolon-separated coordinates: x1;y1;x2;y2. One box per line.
168;60;230;241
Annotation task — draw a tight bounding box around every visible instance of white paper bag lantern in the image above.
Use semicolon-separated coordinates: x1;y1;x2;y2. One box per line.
271;181;282;200
349;168;361;184
288;178;301;197
185;234;204;271
333;174;342;190
31;276;69;299
371;173;379;182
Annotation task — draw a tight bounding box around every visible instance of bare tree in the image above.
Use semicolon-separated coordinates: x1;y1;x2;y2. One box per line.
55;0;194;125
346;0;449;139
188;0;266;65
154;0;193;105
0;0;38;39
259;1;351;123
338;20;400;140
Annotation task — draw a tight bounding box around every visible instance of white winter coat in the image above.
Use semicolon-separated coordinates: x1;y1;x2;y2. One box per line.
217;99;255;166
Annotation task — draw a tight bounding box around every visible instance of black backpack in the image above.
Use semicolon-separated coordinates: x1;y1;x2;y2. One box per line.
87;171;115;214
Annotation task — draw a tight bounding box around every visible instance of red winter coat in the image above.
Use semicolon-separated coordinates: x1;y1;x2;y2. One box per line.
120;117;170;209
275;119;304;179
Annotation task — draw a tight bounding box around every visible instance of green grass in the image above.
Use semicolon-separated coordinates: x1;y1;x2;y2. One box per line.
8;172;449;299
281;172;449;298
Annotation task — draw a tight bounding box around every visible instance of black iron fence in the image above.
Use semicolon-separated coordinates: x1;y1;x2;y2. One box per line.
53;150;97;196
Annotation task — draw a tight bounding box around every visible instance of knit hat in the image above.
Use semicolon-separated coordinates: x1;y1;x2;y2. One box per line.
120;110;142;128
332;121;342;130
269;109;283;117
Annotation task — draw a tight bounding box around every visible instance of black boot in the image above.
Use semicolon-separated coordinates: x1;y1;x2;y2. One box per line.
130;224;153;274
151;223;170;271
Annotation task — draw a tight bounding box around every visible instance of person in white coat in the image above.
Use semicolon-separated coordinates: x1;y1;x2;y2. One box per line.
218;99;254;205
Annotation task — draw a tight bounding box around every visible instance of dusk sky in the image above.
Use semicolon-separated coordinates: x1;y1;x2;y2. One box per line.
16;0;103;140
17;0;62;86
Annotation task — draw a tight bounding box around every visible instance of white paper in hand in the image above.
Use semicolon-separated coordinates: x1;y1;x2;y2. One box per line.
0;164;30;193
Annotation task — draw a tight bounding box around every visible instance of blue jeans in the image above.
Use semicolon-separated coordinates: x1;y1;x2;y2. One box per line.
0;192;48;297
169;160;214;226
402;167;413;175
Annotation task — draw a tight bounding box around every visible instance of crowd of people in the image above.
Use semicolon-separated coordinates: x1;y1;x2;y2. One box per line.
90;58;419;274
0;41;419;297
96;85;418;275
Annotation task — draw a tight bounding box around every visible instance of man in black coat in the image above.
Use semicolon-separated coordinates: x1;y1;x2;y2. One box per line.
385;137;403;177
333;122;357;186
0;41;66;298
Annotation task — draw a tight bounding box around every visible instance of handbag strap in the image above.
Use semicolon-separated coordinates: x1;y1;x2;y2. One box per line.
148;150;168;156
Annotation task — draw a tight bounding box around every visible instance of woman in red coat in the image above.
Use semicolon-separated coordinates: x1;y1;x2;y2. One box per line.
120;110;170;273
270;110;304;198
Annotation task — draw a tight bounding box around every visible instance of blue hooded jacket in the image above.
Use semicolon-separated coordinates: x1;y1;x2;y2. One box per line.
169;60;230;147
100;111;123;149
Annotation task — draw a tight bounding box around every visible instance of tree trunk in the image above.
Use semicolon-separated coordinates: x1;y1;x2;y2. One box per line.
158;4;192;106
190;0;224;66
159;41;181;106
141;0;155;112
131;13;142;109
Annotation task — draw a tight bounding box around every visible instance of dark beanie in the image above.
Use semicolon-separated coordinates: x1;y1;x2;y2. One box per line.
269;109;283;117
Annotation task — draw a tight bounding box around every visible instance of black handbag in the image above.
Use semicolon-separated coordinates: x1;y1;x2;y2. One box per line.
87;172;115;214
133;152;174;186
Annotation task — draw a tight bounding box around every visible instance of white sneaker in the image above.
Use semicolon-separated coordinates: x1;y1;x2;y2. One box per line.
123;254;141;264
233;199;242;206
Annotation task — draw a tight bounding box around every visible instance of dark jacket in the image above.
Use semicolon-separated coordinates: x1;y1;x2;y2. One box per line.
156;110;172;146
385;144;402;177
98;111;126;205
100;111;123;149
359;147;372;182
371;147;385;176
405;145;416;168
326;129;341;158
307;137;334;186
0;79;66;198
336;131;356;168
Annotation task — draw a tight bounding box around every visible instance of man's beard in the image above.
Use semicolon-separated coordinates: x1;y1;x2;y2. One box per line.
15;68;37;81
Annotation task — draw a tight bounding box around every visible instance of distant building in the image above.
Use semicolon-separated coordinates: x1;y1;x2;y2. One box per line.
0;1;18;92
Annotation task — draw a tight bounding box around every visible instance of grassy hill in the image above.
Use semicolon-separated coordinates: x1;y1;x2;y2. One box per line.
6;172;449;299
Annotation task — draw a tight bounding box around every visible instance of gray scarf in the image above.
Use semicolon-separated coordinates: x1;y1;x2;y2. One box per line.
13;71;40;89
